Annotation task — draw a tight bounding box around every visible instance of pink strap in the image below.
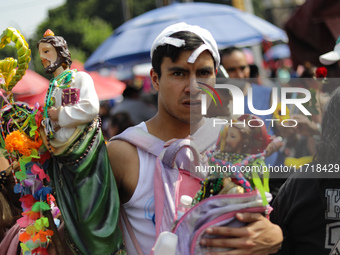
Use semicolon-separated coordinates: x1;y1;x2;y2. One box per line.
120;206;144;255
111;126;165;157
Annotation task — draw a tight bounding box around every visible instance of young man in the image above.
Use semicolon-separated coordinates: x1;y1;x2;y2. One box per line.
37;30;125;255
108;23;282;255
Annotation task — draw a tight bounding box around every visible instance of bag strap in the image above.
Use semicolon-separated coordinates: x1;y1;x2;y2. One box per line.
120;206;144;255
110;126;165;156
162;139;201;169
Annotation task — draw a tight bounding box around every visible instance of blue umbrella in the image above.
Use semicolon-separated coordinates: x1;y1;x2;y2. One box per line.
85;2;288;71
264;44;291;61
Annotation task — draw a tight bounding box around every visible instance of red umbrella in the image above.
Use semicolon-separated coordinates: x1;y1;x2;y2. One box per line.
13;69;49;107
71;60;126;100
11;61;125;106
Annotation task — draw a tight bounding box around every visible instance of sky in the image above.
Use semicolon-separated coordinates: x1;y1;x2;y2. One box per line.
0;0;66;39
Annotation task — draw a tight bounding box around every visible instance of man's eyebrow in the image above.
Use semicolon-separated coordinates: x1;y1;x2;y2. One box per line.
198;66;214;72
167;66;189;72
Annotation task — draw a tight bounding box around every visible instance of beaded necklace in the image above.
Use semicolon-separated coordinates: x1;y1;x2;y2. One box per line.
44;69;76;119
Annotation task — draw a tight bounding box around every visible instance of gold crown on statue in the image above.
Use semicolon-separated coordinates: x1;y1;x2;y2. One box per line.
43;29;55;37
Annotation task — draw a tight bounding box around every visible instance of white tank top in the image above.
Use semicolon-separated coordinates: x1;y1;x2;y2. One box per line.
122;122;157;255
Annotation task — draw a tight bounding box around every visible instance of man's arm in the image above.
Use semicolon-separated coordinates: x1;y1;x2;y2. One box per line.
200;213;283;255
107;139;139;203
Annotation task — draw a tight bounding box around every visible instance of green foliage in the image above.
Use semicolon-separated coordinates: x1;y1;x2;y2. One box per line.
30;1;112;77
28;0;158;76
68;47;87;64
28;0;252;77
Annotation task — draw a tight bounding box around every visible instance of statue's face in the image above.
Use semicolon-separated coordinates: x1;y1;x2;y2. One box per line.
225;126;243;153
38;42;62;74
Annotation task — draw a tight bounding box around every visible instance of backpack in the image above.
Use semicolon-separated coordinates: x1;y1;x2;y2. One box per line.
113;126;272;255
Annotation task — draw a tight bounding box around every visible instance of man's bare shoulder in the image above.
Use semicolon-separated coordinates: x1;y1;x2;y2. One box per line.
107;139;139;174
107;139;139;202
107;139;138;156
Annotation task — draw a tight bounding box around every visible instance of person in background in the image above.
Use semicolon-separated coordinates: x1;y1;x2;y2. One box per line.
220;46;290;199
272;86;340;255
99;100;113;140
107;112;134;137
111;86;157;125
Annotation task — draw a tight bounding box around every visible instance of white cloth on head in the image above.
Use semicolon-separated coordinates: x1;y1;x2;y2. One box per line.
150;22;220;67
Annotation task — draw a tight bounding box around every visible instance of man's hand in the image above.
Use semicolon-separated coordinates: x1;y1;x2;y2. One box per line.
265;136;283;158
200;212;283;255
47;107;59;121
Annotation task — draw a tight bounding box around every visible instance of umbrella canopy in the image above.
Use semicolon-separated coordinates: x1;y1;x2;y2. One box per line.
72;60;126;101
12;63;126;107
285;0;340;71
13;69;49;96
85;2;287;71
13;69;49;107
264;44;290;61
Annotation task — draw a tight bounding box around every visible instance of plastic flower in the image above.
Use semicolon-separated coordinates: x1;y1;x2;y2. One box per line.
26;225;37;235
315;67;327;78
5;130;42;157
34;107;44;128
19;194;38;210
31;163;50;182
17;214;35;228
34;217;49;231
310;66;328;115
31;201;51;212
22;210;41;220
32;229;54;243
19;232;32;243
32;247;49;255
273;103;290;121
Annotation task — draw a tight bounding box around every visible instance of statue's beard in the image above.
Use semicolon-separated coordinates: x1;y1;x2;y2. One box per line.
44;57;63;74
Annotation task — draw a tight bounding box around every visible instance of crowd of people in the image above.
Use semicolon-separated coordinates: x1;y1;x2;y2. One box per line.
1;20;340;255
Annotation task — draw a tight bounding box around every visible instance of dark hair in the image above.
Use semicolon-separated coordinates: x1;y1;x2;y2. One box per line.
110;112;134;135
0;165;22;241
122;86;140;99
249;64;259;78
151;31;205;78
300;62;315;78
37;36;72;68
315;87;340;165
219;46;243;58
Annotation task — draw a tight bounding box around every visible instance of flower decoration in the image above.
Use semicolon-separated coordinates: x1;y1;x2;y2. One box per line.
5;131;40;157
273;103;290;122
0;27;57;254
315;67;327;79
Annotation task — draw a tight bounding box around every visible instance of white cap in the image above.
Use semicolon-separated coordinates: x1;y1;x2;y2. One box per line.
150;22;220;67
180;195;193;206
319;36;340;65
